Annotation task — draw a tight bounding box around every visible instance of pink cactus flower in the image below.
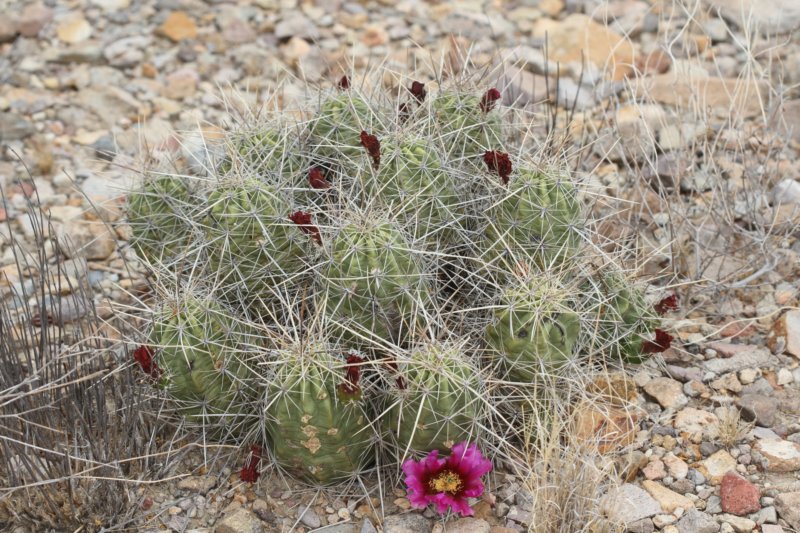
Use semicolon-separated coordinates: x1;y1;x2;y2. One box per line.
402;441;492;517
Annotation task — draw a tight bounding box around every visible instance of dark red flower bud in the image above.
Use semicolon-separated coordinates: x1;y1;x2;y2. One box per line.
654;294;679;315
642;328;674;354
338;355;365;397
338;75;350;90
289;211;322;245
133;345;161;380
480;88;501;113
239;445;262;483
308;167;331;189
409;81;426;103
360;130;381;170
483;150;512;184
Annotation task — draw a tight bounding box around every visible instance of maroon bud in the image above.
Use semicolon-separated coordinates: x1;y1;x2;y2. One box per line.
483;150;512;184
288;211;322;245
359;130;381;169
409;81;426;103
642;329;674;354
239;445;262;483
480;88;501;113
133;345;161;380
338;355;364;397
308;167;331;189
338;75;350;90
654;294;679;315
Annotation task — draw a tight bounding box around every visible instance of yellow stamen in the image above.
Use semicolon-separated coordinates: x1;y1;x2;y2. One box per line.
429;471;462;495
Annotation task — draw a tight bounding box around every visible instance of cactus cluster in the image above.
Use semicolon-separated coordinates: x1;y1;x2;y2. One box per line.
127;74;669;485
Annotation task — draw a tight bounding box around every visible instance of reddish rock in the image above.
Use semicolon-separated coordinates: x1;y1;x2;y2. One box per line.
720;471;760;516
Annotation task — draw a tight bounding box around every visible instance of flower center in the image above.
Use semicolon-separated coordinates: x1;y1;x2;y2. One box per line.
428;469;463;495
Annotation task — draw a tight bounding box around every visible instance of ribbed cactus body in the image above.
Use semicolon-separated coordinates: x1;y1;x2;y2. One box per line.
384;342;482;455
321;221;430;347
204;179;309;300
310;92;376;162
486;280;581;381
220;128;305;185
367;137;462;247
589;274;658;365
482;167;582;277
150;296;255;434
430;91;503;159
127;175;195;264
265;345;374;484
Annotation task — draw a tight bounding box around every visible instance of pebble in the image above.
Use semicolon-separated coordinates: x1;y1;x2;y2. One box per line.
701;450;738;485
56;14;93;44
644;378;688;409
676;508;719;533
157;11;197;42
720;472;761;516
641;480;694;513
18;3;53;38
754;439;800;472
601;484;661;524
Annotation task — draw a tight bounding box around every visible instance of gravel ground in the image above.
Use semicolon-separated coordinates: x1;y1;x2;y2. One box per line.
1;0;800;532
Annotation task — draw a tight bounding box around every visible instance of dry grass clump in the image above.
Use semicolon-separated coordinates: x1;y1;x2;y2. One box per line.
0;187;167;531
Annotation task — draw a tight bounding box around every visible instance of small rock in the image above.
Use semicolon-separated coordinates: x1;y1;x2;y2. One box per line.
104;36;150;67
164;68;199;100
641;480;694;513
361;25;388;46
601;484;661;524
531;13;634;80
711;373;743;393
777;368;793;385
157;11;197;42
0;113;35;141
223;18;257;45
176;475;217;494
769;311;800;359
774;492;800;528
643;458;667;480
737;394;778;427
274;13;319;41
627;518;655;533
703;346;773;374
718;514;756;533
299;508;321;529
701;450;738;485
761;525;785;533
754;506;777;525
0;16;18;43
754;439;800;472
720;472;760;516
676;508;719;533
674;407;718;436
56;14;92;44
18;3;53;38
445;518;490;533
216;508;264;533
663;454;689;480
382;514;433;533
644;377;688;409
